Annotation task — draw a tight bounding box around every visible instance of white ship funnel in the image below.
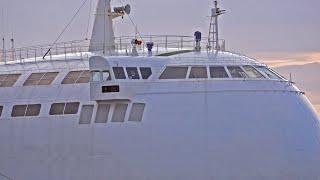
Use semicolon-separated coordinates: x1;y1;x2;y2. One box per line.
89;0;114;54
89;0;131;55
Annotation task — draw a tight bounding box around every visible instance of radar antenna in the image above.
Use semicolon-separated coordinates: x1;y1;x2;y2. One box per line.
208;0;226;51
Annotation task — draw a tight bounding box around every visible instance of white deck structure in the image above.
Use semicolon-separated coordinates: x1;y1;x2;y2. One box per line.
0;0;319;180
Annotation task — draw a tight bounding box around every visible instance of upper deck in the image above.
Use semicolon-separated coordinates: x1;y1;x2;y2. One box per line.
0;35;227;65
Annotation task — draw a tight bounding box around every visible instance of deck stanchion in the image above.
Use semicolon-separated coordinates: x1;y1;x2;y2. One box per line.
64;43;67;60
19;49;22;60
34;49;37;62
165;36;168;51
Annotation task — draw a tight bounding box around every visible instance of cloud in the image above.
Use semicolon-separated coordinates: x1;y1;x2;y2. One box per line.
252;52;320;67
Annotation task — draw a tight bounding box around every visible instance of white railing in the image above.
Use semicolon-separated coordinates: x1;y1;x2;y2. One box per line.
0;35;225;64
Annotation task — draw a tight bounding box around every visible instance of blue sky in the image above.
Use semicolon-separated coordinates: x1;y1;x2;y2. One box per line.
1;0;319;54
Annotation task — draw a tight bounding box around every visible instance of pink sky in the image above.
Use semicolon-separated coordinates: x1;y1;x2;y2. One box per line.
255;52;320;117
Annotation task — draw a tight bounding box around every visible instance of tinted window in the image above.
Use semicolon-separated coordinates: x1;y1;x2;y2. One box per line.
76;71;91;83
113;67;126;79
12;105;27;117
111;104;128;122
255;66;284;80
128;103;145;122
62;71;90;84
12;104;41;117
95;104;111;123
62;71;82;84
0;74;21;87
24;72;58;86
25;104;41;116
50;103;65;115
79;105;94;124
242;66;265;79
102;71;111;81
0;106;3;117
140;67;152;79
210;66;229;78
159;67;188;79
126;67;140;79
91;71;101;82
64;102;80;115
189;67;207;79
50;102;80;115
227;66;248;78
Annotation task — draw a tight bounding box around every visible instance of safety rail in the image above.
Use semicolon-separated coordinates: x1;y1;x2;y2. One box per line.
0;35;225;64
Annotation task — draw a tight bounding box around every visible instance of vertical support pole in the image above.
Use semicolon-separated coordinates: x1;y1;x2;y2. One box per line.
34;49;37;62
64;43;67;60
165;36;168;51
2;37;6;63
19;48;22;60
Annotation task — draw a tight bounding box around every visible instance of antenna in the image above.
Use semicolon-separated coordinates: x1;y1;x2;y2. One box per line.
1;7;6;63
208;0;226;51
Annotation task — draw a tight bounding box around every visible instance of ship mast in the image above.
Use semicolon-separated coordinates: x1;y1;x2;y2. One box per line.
208;0;225;51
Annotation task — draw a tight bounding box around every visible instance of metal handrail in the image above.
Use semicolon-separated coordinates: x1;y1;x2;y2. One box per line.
0;35;225;64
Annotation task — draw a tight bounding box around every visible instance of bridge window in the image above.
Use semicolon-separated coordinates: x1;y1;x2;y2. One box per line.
62;70;90;84
255;66;284;80
113;67;126;79
242;66;265;79
24;72;59;86
79;105;94;124
128;103;145;122
12;104;41;117
159;66;188;79
0;106;3;117
102;71;111;81
189;66;207;79
0;74;21;87
227;66;248;78
91;71;101;82
126;67;140;79
140;67;152;79
91;71;111;82
210;66;229;78
111;104;128;122
95;104;111;123
50;102;80;115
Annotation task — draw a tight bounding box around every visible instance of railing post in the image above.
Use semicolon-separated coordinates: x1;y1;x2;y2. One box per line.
64;43;67;60
180;36;183;49
165;36;168;51
34;49;37;62
156;44;159;55
20;48;22;60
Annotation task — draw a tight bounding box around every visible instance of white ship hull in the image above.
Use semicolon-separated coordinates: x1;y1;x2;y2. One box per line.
0;80;319;180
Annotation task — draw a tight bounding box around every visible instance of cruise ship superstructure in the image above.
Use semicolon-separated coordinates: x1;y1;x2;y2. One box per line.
0;0;319;180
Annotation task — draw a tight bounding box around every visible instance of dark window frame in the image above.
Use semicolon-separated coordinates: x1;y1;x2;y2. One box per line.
159;66;189;79
140;67;152;79
113;67;126;79
126;67;140;80
12;104;41;117
49;102;80;115
0;106;3;117
210;66;229;78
